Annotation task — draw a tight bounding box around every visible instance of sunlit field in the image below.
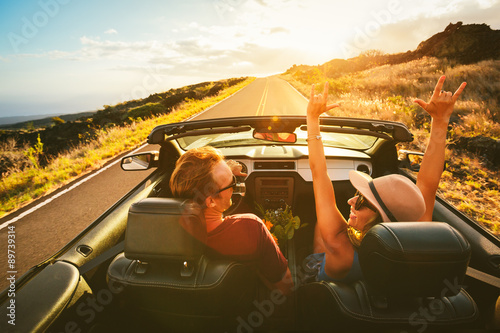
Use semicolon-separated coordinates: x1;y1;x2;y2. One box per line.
281;57;500;237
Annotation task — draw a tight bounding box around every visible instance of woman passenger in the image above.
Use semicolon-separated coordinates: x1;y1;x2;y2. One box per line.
305;76;467;282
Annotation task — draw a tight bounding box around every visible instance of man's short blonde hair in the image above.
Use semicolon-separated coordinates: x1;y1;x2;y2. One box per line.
170;146;225;203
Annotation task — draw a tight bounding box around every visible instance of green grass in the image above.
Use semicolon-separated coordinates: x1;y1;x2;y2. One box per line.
0;77;256;218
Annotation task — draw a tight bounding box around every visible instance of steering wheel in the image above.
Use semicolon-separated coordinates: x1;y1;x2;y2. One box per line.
223;193;245;216
223;175;246;216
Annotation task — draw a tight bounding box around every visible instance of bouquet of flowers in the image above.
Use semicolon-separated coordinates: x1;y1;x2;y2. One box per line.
256;203;307;246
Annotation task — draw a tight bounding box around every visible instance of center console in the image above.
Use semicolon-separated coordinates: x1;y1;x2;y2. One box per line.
254;177;294;209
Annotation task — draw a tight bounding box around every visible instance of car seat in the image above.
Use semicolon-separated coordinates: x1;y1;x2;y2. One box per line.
298;222;479;331
107;197;258;332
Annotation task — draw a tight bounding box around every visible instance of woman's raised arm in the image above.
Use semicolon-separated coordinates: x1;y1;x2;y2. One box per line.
307;83;347;261
414;75;466;221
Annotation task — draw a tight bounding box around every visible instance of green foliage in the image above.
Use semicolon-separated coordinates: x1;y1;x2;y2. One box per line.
52;116;66;125
327;76;355;96
293;67;325;85
256;203;307;246
23;134;44;169
386;96;424;128
126;103;165;120
25;122;34;131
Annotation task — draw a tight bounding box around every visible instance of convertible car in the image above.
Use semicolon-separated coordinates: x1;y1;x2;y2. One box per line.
1;116;499;332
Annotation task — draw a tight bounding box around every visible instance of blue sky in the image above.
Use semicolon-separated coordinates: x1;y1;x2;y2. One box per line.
1;0;499;119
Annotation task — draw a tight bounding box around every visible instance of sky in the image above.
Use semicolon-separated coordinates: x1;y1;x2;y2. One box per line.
0;0;499;119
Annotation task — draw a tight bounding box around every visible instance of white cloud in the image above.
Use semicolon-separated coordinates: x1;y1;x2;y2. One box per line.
327;0;500;57
5;0;500;84
76;36;178;61
46;50;74;60
268;27;289;35
2;0;499;119
476;0;498;8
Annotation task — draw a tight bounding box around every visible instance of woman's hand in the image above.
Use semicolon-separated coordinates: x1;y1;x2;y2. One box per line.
414;75;466;124
307;82;340;119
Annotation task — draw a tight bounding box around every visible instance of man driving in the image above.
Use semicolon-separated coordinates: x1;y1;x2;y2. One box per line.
169;146;293;295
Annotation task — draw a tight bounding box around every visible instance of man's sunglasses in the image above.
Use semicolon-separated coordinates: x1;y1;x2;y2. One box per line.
216;175;237;194
215;175;246;195
354;191;377;212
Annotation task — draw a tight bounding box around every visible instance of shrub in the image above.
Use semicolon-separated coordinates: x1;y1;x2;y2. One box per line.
0;138;32;176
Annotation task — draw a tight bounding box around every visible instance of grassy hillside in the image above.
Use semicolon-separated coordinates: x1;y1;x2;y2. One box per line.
0;77;255;217
281;56;499;236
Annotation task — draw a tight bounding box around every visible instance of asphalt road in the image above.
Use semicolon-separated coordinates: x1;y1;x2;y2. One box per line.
192;76;308;119
0;76;307;291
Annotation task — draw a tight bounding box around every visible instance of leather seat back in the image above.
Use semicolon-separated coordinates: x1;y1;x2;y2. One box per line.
107;198;257;331
124;197;206;262
359;222;471;298
298;222;478;331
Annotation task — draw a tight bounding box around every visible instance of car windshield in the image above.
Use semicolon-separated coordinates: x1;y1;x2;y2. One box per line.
176;126;380;151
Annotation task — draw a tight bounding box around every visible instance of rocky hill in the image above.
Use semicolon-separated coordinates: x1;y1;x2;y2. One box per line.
411;22;500;64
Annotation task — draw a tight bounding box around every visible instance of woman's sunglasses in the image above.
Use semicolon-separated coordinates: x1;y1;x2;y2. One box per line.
354;191;377;212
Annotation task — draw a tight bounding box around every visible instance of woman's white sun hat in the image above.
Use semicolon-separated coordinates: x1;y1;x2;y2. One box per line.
349;171;426;222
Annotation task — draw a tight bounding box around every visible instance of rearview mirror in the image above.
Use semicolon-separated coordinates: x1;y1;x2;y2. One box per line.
253;131;297;143
121;151;159;171
398;150;424;172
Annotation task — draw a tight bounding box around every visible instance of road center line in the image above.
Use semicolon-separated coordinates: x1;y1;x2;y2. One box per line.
256;79;269;116
0;144;148;231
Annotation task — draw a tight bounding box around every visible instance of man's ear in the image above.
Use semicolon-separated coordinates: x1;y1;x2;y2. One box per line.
205;195;216;208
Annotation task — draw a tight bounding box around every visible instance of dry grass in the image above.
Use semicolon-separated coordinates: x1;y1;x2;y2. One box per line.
282;57;500;237
399;130;500;237
440;153;500;235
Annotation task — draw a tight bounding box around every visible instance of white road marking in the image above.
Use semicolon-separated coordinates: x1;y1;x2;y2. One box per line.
0;144;148;231
285;80;309;102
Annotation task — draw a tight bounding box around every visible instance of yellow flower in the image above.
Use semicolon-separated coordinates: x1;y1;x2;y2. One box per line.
272;234;279;245
264;220;273;231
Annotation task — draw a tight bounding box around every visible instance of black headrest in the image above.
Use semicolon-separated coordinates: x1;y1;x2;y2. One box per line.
358;222;470;298
125;198;207;261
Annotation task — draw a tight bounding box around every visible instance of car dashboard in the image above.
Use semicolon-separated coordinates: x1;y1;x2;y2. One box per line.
213;145;372;218
234;157;371;208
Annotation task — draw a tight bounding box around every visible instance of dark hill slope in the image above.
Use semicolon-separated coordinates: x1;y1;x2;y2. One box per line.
413;22;500;64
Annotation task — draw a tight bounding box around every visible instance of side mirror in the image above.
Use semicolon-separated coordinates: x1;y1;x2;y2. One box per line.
253;131;297;143
121;151;159;171
398;150;424;172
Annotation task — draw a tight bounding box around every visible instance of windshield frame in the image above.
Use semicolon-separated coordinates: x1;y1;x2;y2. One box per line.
149;116;414;151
